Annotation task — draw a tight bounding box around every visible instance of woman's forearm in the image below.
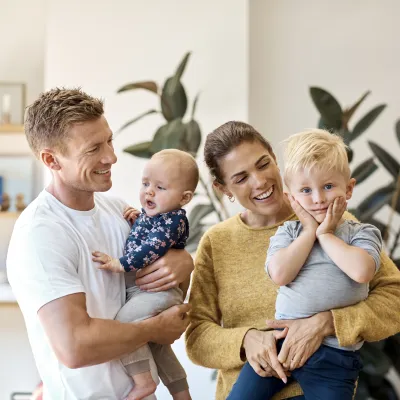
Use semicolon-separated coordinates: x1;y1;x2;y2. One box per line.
268;231;316;286
332;251;400;347
318;233;375;283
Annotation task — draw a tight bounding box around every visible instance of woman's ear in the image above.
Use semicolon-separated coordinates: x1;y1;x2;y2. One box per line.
180;191;194;207
213;181;232;198
40;149;61;170
346;178;356;200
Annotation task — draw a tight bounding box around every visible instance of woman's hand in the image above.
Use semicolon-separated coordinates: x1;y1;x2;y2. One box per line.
286;193;318;235
136;249;194;292
242;328;289;383
265;312;334;371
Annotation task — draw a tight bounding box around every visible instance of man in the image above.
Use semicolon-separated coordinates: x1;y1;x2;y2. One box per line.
7;88;193;399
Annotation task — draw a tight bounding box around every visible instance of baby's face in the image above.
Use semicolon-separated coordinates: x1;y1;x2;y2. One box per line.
140;157;187;216
287;167;354;223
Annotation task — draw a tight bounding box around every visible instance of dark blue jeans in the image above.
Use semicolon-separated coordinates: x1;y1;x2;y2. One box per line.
227;339;362;400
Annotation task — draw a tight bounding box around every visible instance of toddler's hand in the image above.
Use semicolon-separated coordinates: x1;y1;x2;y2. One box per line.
92;251;124;273
316;196;347;237
286;193;318;235
123;207;140;224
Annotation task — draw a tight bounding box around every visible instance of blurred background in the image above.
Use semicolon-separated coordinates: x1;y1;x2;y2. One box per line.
0;0;400;399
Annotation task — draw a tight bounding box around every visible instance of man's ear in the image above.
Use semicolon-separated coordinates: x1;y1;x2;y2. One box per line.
180;191;194;207
346;178;356;200
40;149;61;170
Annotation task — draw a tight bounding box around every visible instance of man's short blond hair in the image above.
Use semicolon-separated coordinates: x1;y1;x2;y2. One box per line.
152;149;199;192
25;87;104;158
283;129;350;184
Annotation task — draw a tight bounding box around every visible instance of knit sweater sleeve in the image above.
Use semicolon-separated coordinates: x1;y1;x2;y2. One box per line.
332;212;400;346
185;233;254;370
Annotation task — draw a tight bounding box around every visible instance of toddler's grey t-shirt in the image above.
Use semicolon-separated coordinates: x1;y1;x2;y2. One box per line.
265;220;382;351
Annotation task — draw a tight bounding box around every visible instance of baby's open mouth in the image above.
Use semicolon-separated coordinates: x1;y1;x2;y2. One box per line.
146;200;156;208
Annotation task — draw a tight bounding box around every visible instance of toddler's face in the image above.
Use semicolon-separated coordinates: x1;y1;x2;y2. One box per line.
287;168;355;223
140;157;187;217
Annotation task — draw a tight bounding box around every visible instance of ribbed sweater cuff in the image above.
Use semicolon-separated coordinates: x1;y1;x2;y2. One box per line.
331;309;356;348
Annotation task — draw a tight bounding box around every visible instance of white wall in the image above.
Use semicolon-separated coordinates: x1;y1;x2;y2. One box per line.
0;0;46;105
46;1;249;398
249;0;400;259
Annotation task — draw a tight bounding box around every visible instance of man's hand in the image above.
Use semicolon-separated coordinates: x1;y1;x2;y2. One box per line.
92;251;124;273
123;206;140;224
243;329;289;382
136;249;194;292
265;311;334;371
316;197;347;237
286;193;318;235
150;304;191;344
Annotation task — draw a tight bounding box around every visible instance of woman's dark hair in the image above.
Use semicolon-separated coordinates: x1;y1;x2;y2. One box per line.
204;121;273;184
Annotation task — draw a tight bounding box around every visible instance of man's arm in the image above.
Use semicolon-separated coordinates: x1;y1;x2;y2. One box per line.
38;293;190;369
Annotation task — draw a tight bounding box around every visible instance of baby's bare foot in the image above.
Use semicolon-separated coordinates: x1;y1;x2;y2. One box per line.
127;371;157;400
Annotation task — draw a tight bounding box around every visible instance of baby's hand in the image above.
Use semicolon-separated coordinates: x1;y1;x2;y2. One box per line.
92;251;124;273
123;206;140;224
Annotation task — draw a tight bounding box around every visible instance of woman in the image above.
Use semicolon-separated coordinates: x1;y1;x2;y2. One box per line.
185;121;400;400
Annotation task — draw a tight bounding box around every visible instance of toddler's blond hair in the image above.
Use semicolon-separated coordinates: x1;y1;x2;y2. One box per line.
283;129;350;185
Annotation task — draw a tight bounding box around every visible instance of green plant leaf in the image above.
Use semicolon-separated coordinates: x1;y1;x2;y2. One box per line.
350;104;386;142
117;81;158;94
115;109;158;136
347;207;361;220
396;119;400;146
357;184;394;221
123;141;153;159
161;78;188;121
346;147;353;163
169;52;191;94
342;91;370;126
191;92;200;119
189;204;215;230
149;119;186;153
368;141;400;179
310;87;343;131
351;157;378;185
184;120;202;155
393;259;400;269
186;225;206;254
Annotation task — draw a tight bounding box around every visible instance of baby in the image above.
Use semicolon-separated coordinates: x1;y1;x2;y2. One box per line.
93;149;199;400
228;130;382;400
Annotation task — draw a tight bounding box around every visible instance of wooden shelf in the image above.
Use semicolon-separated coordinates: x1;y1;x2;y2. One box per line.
0;212;21;218
0;125;24;133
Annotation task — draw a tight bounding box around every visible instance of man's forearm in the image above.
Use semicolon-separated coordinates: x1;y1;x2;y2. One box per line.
70;317;157;368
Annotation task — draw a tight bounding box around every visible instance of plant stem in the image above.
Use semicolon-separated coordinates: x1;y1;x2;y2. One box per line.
199;175;224;222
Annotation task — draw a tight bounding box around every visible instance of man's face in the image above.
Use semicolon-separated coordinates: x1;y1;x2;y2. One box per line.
54;116;117;194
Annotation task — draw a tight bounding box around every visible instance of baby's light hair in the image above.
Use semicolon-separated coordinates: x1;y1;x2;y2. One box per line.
283;129;350;185
151;149;199;192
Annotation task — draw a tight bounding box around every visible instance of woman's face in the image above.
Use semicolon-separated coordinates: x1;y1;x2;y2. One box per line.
217;140;286;220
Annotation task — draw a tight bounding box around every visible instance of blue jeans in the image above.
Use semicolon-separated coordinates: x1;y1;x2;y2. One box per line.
227;339;362;400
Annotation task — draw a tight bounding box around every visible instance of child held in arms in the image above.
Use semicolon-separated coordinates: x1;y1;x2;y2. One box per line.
227;130;382;400
93;149;198;400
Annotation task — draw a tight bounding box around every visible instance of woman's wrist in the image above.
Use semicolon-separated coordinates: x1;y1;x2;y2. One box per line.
315;311;335;337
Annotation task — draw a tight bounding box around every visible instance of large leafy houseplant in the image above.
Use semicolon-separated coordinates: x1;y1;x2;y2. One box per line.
310;87;400;400
115;52;228;252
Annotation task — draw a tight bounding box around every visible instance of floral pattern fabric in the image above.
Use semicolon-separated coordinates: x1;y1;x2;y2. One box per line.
119;208;189;272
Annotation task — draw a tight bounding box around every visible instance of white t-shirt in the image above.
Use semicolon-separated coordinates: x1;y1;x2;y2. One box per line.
7;190;135;399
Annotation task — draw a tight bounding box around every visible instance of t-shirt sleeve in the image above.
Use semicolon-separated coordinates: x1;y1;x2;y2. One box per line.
265;222;297;278
7;219;85;313
349;223;383;273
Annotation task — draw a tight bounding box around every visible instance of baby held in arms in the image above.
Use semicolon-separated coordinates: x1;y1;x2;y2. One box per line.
93;149;199;400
